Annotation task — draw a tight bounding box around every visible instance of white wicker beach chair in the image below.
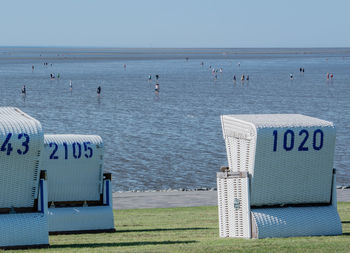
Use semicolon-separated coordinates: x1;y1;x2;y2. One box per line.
42;134;114;233
0;107;49;248
217;114;342;238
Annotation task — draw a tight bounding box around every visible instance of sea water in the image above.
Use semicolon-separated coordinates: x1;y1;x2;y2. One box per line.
0;47;349;191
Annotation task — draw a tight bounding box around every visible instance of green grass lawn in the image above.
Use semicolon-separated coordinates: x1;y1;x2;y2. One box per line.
10;202;350;253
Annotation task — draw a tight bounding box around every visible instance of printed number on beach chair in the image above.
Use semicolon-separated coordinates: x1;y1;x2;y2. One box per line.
43;134;114;233
0;107;49;248
217;114;342;238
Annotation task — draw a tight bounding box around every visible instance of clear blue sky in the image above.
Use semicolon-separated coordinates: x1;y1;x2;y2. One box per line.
0;0;349;48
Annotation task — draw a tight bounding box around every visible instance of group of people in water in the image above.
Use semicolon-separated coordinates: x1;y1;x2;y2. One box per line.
148;74;160;92
63;78;102;95
22;80;101;96
327;73;334;80
207;64;250;83
233;74;249;82
289;67;307;80
209;66;223;80
50;73;60;79
22;64;103;96
289;67;305;79
25;61;336;99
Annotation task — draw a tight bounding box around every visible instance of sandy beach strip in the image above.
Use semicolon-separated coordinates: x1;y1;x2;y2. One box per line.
113;188;350;210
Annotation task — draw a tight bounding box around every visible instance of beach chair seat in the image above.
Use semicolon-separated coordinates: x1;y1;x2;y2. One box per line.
217;114;342;238
0;107;49;248
42;134;114;233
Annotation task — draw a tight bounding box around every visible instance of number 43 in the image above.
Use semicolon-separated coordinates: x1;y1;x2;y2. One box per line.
1;133;30;156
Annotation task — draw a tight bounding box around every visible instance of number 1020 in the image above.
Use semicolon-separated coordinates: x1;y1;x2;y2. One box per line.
272;129;324;152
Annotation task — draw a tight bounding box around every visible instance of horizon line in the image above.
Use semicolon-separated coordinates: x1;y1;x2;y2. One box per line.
1;46;350;50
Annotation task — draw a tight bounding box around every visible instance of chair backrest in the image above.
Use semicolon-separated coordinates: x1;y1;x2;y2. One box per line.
43;134;104;202
221;114;335;206
0;107;43;208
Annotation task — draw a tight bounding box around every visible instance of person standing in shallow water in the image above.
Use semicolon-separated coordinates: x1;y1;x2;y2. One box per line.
21;85;26;95
97;86;101;95
155;83;159;91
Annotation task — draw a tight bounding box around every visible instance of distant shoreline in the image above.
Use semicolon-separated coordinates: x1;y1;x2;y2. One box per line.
1;47;349;62
1;46;350;50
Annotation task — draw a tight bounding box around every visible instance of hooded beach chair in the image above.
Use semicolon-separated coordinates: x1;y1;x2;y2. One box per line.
217;114;342;238
0;107;49;248
42;134;114;233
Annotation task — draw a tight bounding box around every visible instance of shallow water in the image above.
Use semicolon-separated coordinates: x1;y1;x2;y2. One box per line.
0;48;349;190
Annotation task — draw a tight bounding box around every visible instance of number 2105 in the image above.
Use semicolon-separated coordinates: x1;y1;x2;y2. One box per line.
273;129;324;152
49;142;93;160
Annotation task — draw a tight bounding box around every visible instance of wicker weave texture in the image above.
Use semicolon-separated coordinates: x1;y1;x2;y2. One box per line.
0;107;43;208
224;135;256;173
48;178;114;232
217;176;229;237
0;213;49;247
222;114;333;129
252;126;335;206
0;177;49;247
251;206;342;238
221;114;335;206
43;134;104;202
48;206;114;232
217;173;250;238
